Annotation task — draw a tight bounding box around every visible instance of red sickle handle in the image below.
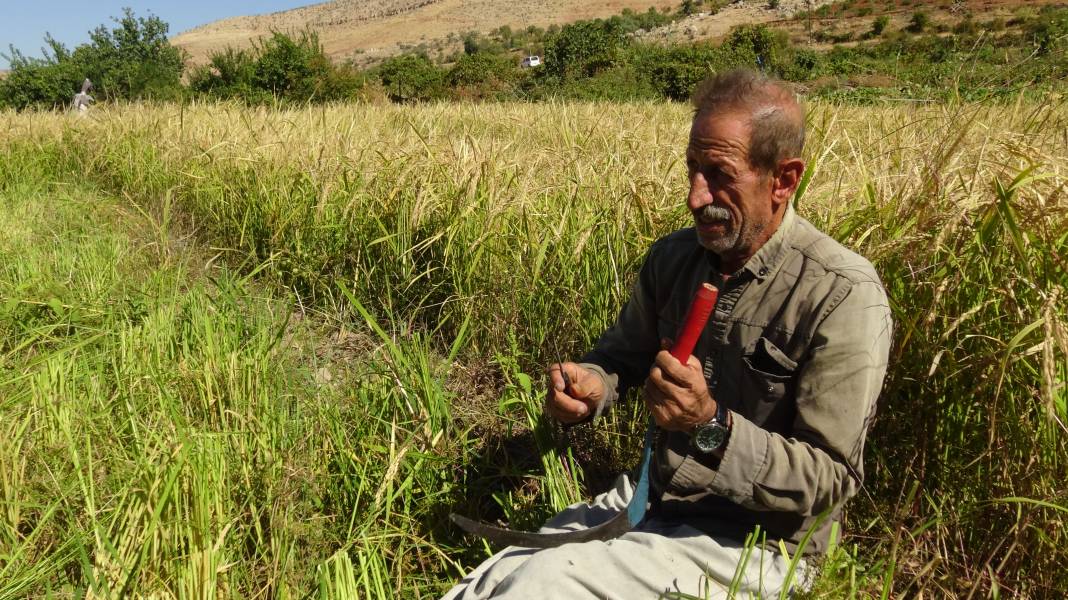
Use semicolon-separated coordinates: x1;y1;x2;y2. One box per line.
670;283;719;364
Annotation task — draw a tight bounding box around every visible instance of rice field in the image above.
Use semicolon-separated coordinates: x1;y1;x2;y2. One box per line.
0;97;1066;598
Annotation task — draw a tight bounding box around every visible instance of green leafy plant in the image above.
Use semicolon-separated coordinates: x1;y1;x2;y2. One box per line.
907;11;930;33
871;15;891;37
375;54;445;102
0;9;184;110
188;31;363;104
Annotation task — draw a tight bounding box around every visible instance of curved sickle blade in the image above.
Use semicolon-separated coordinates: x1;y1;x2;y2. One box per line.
450;509;634;549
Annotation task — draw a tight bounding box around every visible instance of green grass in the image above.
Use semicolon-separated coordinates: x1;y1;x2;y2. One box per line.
0;174;475;597
0;98;1066;597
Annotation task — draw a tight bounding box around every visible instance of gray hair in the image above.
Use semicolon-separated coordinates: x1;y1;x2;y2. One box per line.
690;69;805;174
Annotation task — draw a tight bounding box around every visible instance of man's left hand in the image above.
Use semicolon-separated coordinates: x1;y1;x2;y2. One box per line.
644;349;717;431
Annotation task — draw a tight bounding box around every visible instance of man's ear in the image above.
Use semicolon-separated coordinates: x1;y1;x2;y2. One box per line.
771;158;806;208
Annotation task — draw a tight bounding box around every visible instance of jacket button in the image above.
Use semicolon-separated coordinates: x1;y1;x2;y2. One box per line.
759;267;769;276
767;385;774;392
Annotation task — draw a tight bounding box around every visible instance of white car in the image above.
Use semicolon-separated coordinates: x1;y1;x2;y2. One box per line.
521;55;541;68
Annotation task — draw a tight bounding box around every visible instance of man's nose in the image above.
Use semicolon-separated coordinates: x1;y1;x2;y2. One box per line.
687;172;712;212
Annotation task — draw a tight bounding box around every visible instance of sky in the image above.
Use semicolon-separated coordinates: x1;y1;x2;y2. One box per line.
0;1;311;69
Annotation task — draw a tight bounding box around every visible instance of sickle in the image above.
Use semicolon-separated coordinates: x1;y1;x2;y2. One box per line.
451;283;719;548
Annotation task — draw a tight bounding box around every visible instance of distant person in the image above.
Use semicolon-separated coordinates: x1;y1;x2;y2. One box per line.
444;69;893;598
72;79;94;114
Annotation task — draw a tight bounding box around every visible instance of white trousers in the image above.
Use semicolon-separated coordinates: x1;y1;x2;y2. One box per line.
444;475;805;599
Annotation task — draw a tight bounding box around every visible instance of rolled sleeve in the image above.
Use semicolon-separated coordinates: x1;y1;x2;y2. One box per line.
577;361;620;414
706;413;770;508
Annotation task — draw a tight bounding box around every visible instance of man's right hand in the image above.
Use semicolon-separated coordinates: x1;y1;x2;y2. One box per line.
545;362;605;424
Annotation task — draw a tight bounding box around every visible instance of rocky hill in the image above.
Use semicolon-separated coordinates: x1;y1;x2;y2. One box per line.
170;0;834;66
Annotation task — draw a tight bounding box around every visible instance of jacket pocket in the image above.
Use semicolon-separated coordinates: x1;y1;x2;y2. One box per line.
743;337;797;401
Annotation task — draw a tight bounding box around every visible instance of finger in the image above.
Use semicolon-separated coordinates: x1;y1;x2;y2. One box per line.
643;377;665;406
564;362;603;401
646;390;689;431
643;376;684;422
660;337;673;351
644;394;677;429
548;362;588;392
654;350;701;387
548;389;591;422
647;363;691;404
546;363;567;392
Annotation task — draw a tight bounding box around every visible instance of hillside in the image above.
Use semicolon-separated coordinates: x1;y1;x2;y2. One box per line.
170;0;830;66
637;0;1066;46
172;0;663;65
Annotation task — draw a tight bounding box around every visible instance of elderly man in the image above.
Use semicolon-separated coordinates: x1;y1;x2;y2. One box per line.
446;69;892;599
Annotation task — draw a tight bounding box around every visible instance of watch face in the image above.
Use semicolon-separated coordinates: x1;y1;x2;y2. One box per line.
695;423;727;453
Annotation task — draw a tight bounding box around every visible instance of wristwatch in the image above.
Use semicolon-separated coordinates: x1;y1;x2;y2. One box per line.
691;402;731;454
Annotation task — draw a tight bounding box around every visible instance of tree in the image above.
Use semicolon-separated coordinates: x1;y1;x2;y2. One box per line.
0;40;83;110
0;9;184;110
543;20;625;80
376;54;444;102
189;31;363;104
446;52;518;90
76;9;185;101
724;24;789;71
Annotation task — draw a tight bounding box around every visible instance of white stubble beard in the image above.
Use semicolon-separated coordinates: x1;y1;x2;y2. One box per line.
695;204;739;254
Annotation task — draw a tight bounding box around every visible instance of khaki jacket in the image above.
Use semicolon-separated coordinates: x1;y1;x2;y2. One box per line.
580;205;893;555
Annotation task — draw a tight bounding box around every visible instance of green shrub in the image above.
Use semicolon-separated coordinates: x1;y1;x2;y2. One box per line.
532;64;657;101
446;52;522;99
1026;7;1068;55
80;9;185;101
954;16;980;36
908;11;931;33
543;20;625;80
633;42;747;99
646;59;712;100
376;54;445;102
723;24;794;75
0;41;85;110
779;48;824;81
187;48;264;103
725;24;788;66
872;15;891;37
0;9;184;110
188;31;363;104
606;6;673;33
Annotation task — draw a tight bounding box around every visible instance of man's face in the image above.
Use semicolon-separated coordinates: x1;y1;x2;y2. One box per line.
686;109;775;261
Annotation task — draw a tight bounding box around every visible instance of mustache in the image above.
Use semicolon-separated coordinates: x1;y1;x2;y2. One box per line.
695;205;731;222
